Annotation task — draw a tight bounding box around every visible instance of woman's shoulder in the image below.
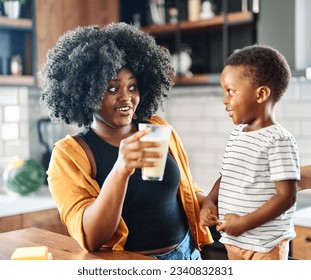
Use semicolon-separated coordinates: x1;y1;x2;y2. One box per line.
54;134;79;148
52;134;86;158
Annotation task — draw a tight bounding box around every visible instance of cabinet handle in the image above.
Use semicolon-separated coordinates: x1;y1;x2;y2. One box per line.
305;236;311;242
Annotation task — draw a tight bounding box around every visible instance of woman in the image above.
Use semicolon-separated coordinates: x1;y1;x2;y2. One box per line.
39;23;213;260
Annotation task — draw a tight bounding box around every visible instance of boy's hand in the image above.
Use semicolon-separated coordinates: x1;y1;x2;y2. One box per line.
216;213;247;236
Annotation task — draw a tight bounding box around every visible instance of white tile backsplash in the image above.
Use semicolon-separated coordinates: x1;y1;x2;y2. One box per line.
4;106;20;122
0;78;311;195
1;123;19;140
4;139;29;158
0;86;30;171
0;87;18;105
163;78;311;193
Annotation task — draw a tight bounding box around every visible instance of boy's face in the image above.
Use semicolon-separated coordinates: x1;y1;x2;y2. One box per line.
220;65;260;126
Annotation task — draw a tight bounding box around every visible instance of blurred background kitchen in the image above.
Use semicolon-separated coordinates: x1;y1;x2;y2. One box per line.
0;0;310;259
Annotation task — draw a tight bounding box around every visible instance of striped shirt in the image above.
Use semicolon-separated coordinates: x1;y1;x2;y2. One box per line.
218;124;300;252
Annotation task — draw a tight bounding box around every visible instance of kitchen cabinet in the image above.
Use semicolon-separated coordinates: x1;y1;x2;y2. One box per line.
0;0;120;87
292;206;311;260
0;208;69;236
34;0;119;79
120;0;258;85
0;0;35;86
291;226;311;260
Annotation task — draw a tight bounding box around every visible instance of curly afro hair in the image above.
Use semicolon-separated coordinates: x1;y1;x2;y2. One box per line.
224;45;291;103
39;23;175;127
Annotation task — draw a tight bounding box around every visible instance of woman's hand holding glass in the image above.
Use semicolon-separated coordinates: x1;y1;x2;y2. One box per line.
116;128;162;178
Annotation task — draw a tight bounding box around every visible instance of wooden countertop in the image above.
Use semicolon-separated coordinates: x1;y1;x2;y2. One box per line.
0;227;154;260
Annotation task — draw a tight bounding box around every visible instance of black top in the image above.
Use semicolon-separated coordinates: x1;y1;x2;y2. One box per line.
78;124;189;251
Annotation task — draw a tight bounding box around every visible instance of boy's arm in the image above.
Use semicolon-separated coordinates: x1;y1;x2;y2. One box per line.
217;179;297;236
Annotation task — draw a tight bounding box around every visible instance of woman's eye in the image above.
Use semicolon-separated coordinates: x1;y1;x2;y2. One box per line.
129;84;137;92
107;86;118;93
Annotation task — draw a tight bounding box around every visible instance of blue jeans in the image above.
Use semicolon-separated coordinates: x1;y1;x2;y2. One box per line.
149;230;202;260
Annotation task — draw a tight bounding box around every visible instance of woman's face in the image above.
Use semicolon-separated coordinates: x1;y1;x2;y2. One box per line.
221;65;259;126
97;67;140;129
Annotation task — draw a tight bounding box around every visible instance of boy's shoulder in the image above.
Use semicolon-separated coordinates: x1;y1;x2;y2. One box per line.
270;123;296;141
230;124;296;142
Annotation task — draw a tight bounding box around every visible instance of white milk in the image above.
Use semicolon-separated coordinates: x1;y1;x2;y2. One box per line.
141;139;169;181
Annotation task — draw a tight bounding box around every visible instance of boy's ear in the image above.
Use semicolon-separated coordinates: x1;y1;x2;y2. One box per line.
256;86;271;103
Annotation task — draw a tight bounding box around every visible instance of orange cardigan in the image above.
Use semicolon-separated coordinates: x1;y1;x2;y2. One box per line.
48;115;213;251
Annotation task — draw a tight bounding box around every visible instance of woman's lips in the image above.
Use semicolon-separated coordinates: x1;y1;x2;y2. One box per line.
115;105;133;116
116;106;132;112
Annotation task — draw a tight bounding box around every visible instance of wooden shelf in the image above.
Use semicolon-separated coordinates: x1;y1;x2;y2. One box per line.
0;16;32;30
0;75;35;86
173;73;222;85
142;11;253;36
174;74;209;85
141;23;178;36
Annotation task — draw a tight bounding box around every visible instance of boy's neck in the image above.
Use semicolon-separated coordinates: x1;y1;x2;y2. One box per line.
244;101;276;132
243;115;276;132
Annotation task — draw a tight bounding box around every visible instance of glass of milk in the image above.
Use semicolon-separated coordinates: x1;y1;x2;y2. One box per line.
138;123;172;181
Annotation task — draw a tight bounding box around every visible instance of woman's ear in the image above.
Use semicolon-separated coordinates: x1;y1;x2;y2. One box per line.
256;86;271;103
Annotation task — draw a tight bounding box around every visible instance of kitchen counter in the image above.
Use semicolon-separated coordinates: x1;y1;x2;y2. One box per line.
0;185;56;218
293;189;311;227
291;192;311;260
293;206;311;228
296;189;311;210
0;227;154;260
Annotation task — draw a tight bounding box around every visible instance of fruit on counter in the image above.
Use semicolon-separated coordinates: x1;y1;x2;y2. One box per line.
2;159;46;195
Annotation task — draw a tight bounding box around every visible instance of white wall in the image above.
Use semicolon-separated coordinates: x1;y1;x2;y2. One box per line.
159;78;311;194
1;78;311;196
0;86;31;178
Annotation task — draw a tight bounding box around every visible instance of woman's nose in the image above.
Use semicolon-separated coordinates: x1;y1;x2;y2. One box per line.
118;90;132;101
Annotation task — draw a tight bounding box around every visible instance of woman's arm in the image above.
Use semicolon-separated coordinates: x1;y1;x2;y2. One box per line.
298;165;311;191
82;129;163;251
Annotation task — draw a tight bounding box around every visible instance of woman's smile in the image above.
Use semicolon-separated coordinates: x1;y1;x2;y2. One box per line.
115;105;133;116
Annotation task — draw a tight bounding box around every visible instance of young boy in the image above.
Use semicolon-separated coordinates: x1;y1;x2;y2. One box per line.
200;45;300;260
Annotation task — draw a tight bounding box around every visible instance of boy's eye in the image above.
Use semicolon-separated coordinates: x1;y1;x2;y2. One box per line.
228;89;234;95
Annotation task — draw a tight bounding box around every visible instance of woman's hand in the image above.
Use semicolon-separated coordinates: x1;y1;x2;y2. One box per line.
199;198;219;234
115;128;162;178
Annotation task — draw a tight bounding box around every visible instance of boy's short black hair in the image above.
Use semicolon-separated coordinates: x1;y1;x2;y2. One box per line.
225;45;291;103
